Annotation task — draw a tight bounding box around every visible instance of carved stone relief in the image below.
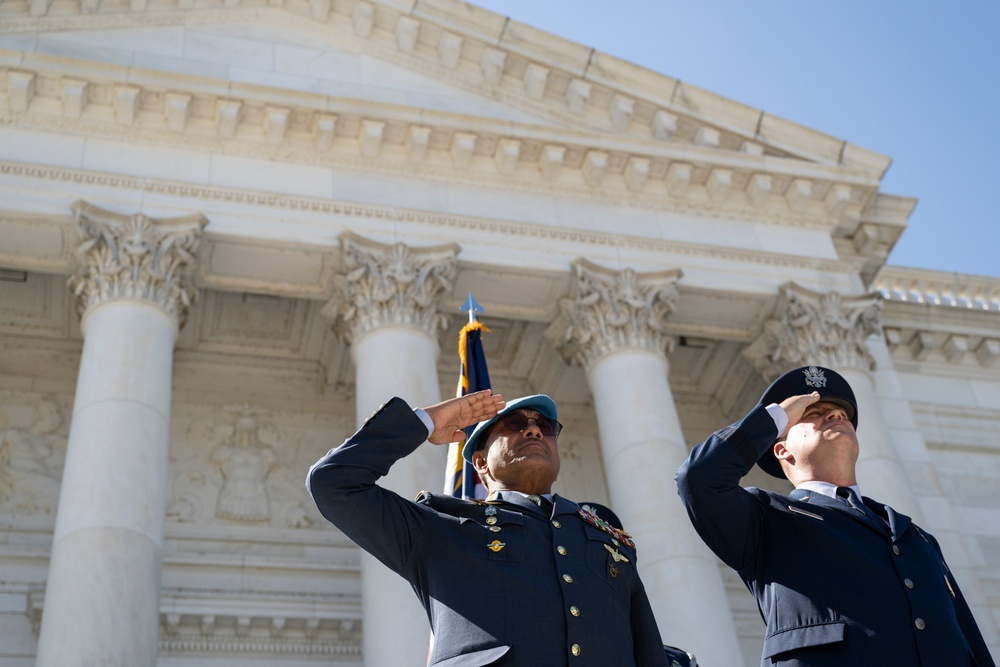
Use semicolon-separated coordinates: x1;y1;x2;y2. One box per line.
324;232;459;344
547;258;682;369
746;282;882;379
168;405;350;530
210;406;278;523
0;393;68;517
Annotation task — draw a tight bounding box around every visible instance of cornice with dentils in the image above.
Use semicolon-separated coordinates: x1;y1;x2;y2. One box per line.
0;0;893;178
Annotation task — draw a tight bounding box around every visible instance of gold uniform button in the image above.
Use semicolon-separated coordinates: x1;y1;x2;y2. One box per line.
904;578;914;589
892;545;901;555
557;546;568;556
489;526;501;532
552;520;562;528
486;516;497;525
569;606;580;617
914;618;926;630
571;644;581;656
562;574;573;583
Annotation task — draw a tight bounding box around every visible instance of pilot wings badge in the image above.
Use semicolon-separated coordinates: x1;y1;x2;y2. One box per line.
802;366;827;388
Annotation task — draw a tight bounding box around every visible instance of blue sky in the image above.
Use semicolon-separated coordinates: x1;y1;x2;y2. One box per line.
471;1;1000;278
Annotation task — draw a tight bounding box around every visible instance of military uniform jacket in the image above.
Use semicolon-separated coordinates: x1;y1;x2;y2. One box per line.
307;397;668;667
675;405;995;667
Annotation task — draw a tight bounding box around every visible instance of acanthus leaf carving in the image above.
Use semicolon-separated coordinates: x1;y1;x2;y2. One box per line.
746;282;882;379
325;232;459;344
67;201;207;328
547;258;682;369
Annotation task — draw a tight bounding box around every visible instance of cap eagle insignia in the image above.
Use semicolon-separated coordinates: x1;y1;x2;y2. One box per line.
802;366;827;388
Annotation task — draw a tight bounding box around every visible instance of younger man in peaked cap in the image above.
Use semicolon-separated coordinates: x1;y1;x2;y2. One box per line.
676;365;994;667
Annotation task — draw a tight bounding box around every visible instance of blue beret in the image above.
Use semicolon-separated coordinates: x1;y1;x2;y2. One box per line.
757;366;858;478
462;394;558;463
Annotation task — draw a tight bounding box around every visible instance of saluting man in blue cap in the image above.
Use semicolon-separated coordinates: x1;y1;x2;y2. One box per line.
676;366;994;667
308;389;689;666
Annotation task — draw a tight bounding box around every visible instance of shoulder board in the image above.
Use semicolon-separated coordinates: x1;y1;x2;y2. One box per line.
415;491;485;512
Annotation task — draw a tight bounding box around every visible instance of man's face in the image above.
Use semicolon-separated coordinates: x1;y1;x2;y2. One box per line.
471;408;561;493
775;400;859;478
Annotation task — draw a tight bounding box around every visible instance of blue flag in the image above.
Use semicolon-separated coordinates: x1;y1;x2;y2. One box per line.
444;320;491;499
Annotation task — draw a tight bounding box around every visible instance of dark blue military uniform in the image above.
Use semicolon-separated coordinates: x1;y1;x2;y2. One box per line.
308;397;668;666
676;404;995;667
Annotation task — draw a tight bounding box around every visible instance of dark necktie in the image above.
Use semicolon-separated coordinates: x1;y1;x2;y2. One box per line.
526;494;553;516
836;486;885;527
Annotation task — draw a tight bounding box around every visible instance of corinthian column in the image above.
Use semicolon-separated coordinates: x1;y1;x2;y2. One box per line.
746;282;921;519
547;259;743;667
36;201;206;667
323;232;458;667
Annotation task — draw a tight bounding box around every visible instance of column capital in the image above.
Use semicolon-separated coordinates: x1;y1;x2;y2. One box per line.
67;201;207;328
324;232;460;345
746;282;882;379
547;258;682;369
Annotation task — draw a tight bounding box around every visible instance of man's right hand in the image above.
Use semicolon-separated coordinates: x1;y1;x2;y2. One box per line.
424;390;505;445
776;391;820;438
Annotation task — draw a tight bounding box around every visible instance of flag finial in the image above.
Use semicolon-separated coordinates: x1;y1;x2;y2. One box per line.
460;291;484;323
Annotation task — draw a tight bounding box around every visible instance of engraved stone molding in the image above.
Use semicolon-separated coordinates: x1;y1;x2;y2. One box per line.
26;590;362;656
745;282;882;379
157;612;362;656
67;201;207;328
324;233;459;345
547;258;682;369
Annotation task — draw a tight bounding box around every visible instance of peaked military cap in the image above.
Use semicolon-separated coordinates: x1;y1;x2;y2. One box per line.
462;394;558;463
757;365;858;478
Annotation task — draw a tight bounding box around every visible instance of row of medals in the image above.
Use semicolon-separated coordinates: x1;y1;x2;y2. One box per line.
482;502;629;578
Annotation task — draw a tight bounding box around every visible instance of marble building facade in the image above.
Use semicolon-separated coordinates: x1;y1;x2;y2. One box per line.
0;0;998;664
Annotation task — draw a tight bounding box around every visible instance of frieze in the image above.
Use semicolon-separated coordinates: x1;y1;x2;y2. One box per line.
0;161;855;278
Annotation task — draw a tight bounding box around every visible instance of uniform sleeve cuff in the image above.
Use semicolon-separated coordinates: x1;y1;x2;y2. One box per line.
413;408;434;438
765;403;788;437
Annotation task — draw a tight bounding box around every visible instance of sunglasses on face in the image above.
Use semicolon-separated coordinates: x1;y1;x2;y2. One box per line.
497;412;563;437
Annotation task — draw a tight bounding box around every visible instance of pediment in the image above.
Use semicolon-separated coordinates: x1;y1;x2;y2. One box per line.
0;17;563;128
1;0;891;174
